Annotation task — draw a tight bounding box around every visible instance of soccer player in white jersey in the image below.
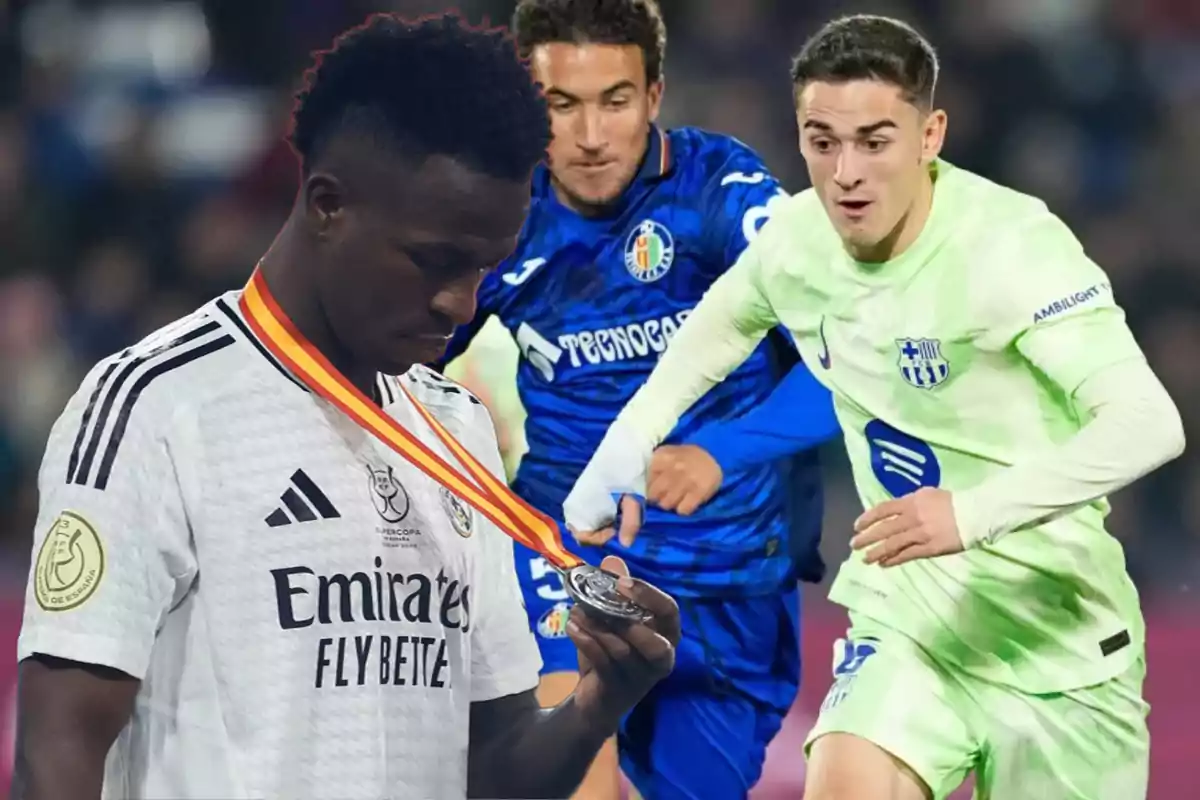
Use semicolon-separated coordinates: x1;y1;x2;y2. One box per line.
562;14;1186;800
12;13;680;800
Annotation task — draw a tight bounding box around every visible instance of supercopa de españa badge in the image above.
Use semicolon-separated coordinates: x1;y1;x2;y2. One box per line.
34;511;105;612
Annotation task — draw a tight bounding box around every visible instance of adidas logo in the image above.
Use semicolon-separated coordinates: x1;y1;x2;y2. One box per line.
266;469;340;527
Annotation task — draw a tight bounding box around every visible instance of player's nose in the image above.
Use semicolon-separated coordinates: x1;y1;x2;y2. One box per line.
833;151;865;189
575;106;607;151
428;273;480;328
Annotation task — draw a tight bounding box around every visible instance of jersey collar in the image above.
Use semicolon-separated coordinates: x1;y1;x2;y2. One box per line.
634;124;673;184
214;288;400;407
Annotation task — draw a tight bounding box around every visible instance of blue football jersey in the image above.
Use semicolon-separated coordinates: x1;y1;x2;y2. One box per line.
444;126;822;597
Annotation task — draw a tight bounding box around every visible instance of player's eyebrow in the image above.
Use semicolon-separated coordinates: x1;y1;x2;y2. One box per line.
544;80;638;102
600;80;637;97
802;119;898;135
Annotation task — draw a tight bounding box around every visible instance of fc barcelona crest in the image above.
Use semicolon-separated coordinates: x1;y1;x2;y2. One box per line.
896;338;950;389
624;219;675;283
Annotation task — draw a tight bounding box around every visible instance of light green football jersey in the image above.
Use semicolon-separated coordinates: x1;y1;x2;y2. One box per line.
728;161;1145;693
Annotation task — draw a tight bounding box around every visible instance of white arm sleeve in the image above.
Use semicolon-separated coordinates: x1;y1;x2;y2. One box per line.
18;364;197;679
616;237;779;445
954;355;1185;548
561;242;780;533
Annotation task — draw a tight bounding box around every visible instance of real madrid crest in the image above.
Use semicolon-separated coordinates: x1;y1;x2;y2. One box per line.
624;219;675;283
439;486;474;538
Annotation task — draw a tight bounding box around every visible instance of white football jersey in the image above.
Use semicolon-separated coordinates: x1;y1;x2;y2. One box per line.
18;291;542;799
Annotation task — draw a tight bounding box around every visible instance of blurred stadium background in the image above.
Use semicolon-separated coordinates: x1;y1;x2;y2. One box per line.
0;0;1196;796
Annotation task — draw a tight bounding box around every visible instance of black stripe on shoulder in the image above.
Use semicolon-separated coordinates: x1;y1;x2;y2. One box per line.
68;317;218;486
377;374;396;406
214;298;308;393
407;368;482;405
92;334;235;490
66;353;128;484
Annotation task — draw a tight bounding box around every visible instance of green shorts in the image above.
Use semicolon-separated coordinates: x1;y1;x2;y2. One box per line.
804;614;1149;800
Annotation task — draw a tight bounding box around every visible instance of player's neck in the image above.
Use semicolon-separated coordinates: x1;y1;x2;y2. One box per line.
257;236;379;398
847;171;936;264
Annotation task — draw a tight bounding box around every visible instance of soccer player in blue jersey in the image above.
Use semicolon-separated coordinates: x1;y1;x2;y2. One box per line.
438;1;839;798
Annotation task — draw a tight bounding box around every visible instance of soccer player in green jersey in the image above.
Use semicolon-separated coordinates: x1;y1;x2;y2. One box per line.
561;14;1186;800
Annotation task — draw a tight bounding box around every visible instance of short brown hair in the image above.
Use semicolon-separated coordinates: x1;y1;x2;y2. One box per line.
791;15;939;108
512;0;667;84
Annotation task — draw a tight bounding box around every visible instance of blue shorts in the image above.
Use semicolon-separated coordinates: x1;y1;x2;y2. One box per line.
515;541;801;799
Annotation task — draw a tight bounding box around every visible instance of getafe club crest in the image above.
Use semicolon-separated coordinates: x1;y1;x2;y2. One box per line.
537;602;572;639
366;463;410;523
624;219;675;282
896;338;950;389
439;486;474;538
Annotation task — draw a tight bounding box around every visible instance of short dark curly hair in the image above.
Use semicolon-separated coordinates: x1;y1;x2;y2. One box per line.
791;15;939;109
289;12;551;181
512;0;667;85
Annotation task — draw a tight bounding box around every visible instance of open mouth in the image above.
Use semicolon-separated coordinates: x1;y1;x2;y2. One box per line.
838;199;871;211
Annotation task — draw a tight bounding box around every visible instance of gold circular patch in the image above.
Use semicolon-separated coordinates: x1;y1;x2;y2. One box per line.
34;511;105;612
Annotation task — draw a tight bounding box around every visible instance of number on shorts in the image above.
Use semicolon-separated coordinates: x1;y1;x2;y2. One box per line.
530;556;569;601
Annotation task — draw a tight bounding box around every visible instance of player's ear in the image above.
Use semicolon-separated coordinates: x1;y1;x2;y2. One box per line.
646;78;664;122
920;108;948;164
303;172;346;240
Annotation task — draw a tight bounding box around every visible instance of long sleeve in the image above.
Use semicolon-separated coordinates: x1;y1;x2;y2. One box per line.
561;241;782;533
614;242;781;448
954;352;1185;548
952;209;1187;547
686;357;839;474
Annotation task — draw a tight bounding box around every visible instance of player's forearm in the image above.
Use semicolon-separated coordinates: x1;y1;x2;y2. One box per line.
11;657;138;800
954;359;1185;546
11;735;107;800
618;262;778;447
467;694;617;798
687;359;839;473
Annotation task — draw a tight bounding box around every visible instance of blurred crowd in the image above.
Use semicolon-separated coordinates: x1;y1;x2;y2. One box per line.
1;0;1198;605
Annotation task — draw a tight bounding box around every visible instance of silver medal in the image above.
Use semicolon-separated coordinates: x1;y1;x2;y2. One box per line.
562;564;652;623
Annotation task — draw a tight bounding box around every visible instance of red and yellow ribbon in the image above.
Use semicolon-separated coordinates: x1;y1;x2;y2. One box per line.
239;268;582;570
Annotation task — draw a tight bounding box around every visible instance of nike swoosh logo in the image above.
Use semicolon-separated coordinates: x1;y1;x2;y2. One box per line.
817;316;832;369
